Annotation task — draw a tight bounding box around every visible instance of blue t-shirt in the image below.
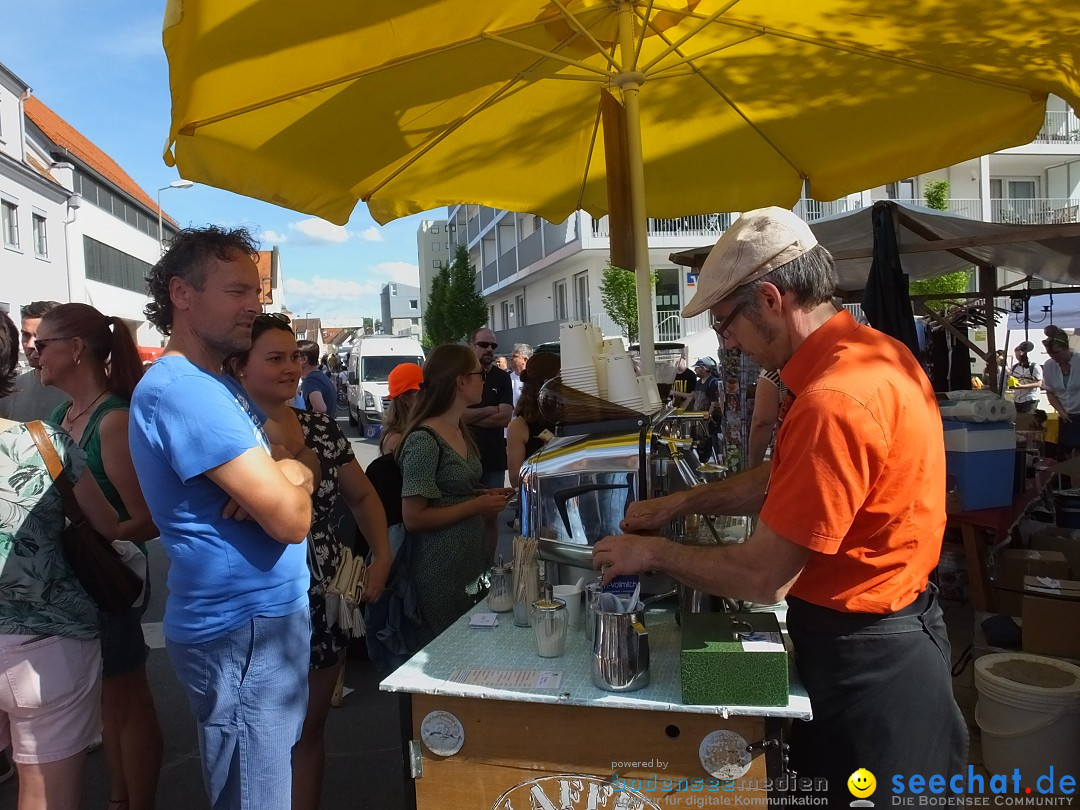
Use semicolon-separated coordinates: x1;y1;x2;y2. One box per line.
301;370;337;419
128;356;308;644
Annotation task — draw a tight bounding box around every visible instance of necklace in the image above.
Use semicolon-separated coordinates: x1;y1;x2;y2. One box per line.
65;390;107;425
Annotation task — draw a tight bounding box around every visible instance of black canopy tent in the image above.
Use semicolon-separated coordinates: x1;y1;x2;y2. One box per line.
670;201;1080;390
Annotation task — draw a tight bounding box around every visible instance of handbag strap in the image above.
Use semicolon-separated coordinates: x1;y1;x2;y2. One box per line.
26;420;89;526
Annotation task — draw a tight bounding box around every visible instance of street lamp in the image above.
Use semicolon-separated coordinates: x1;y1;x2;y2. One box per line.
157;179;195;250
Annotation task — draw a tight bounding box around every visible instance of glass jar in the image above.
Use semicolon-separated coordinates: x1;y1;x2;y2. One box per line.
531;596;568;658
513;560;539;627
486;563;514;613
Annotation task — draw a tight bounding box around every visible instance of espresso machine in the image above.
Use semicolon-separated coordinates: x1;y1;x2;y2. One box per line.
519;380;741;604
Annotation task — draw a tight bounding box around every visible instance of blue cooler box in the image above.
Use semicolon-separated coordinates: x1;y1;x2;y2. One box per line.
943;420;1015;511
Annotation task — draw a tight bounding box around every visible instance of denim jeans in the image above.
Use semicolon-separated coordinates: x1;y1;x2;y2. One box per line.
166;608;310;810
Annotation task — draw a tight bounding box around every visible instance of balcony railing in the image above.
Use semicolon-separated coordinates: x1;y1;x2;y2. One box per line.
591;213;733;239
990;198;1080;225
792;197;866;222
1034;110;1080;144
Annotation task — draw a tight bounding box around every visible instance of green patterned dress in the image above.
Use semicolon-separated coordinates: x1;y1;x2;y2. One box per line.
0;421;98;638
398;426;487;645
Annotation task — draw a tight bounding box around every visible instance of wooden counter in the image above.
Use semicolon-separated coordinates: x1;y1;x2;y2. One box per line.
381;602;811;809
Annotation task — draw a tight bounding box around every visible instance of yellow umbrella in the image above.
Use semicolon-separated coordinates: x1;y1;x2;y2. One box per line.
163;0;1080;372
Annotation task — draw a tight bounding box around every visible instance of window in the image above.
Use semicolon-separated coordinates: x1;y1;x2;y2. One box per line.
83;235;153;294
515;293;526;327
390;283;398;296
432;259;442;268
432;241;441;251
2;200;18;249
573;271;590;322
430;225;440;234
553;279;568;321
886;178;915;200
501;300;511;329
32;213;48;258
409;299;418;309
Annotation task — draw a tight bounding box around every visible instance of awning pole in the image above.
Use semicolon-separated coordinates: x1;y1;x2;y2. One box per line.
617;1;656;376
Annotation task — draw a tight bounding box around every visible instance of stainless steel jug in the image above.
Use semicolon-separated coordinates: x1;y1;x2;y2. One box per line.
591;605;650;692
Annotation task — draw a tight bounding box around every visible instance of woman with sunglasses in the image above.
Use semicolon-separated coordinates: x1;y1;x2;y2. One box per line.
36;303;162;810
224;314;390;810
396;345;512;645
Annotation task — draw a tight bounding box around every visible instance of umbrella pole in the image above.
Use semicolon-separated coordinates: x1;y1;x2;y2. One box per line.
617;2;656;377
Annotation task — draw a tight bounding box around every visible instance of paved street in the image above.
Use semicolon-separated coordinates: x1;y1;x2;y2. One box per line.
0;419;412;810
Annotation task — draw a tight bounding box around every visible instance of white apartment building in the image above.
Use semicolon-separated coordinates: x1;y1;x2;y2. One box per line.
449;96;1080;348
1;62;292;348
416;218;449;314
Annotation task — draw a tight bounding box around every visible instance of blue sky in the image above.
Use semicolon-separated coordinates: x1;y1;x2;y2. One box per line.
1;0;433;323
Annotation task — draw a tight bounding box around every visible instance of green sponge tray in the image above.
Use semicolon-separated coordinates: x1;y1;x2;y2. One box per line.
680;612;789;707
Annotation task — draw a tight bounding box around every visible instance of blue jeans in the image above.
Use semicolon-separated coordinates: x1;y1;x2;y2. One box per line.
166;608;310;810
479;468;507;489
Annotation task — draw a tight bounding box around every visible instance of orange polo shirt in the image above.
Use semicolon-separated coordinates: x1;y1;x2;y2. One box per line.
758;310;946;614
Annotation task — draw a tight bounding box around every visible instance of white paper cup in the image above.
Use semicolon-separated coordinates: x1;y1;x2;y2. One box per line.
553;585;584;629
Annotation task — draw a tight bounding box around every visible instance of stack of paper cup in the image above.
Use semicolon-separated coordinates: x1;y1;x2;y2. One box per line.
559;321;600;396
605;351;643;411
638;374;663;414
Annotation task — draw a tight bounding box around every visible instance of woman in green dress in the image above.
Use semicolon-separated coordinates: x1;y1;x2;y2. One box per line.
397;344;513;644
37;303;162;810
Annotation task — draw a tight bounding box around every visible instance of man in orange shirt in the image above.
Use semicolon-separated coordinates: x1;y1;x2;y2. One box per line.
593;207;966;802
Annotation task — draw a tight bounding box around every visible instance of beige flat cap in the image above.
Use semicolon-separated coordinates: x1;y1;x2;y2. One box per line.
682;207;818;318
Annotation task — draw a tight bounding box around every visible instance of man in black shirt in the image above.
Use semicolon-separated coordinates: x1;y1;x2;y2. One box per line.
463;327;513;488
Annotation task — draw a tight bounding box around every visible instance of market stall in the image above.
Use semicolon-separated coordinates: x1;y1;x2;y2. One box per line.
381;602;810;810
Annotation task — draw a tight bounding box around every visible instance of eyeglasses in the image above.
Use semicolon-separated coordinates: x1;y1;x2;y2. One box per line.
33;337;74;353
466;369;488;381
711;302;746;341
474;341;498;350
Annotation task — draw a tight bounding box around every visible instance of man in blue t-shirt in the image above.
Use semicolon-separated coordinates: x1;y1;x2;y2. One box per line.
297;339;337;419
129;226;318;810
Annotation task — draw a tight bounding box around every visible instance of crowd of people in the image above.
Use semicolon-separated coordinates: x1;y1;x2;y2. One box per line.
0;226;564;810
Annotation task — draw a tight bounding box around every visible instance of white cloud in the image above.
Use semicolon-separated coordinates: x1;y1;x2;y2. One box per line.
360;227;383;242
261;230;288;244
371;261;420;285
289;218;351;244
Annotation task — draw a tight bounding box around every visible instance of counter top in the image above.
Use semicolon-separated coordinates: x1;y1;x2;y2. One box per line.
380;602;812;720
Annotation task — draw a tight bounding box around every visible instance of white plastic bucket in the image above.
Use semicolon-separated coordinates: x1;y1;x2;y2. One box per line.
974;653;1080;779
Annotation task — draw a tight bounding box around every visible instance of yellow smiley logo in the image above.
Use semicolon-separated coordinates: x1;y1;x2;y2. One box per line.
848;768;877;798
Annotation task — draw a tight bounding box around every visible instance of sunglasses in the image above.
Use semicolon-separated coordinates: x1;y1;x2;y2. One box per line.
33;337;74;352
474;341;498;350
257;312;291;324
711;302;746;341
465;369;488;381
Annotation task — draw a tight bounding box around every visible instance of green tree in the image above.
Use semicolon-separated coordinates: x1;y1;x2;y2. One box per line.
908;179;971;312
599;263;659;344
425;245;487;345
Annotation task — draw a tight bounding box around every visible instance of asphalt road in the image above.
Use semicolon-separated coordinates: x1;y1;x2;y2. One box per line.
0;419;410;810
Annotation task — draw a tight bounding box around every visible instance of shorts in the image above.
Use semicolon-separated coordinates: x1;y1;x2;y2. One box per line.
0;634;102;764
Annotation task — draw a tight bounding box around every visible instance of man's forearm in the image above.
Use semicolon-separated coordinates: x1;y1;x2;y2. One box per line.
679;462;771;517
461;405;496;424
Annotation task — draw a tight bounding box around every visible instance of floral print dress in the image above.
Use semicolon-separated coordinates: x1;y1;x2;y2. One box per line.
0;422;98;638
294;409;356;669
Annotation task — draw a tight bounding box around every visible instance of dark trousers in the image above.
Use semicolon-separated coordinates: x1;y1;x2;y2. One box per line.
786;585;968;805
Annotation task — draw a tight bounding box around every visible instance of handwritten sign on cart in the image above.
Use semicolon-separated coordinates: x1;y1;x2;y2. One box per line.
448;669;563;689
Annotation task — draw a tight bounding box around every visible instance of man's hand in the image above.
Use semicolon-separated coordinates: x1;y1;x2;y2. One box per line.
592;533;667;585
621;494;681;533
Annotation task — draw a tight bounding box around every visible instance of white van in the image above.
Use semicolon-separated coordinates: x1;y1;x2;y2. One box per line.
346;335;425;430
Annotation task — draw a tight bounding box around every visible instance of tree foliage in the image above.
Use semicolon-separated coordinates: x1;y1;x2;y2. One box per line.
425;244;487;346
908;179;971;312
599;263;659;344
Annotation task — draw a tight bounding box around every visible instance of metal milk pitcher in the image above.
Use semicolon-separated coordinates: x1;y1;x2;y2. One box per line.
591;605;650;692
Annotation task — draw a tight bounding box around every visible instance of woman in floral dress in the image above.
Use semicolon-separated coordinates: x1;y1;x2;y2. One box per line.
0;313;122;809
226;314;390;810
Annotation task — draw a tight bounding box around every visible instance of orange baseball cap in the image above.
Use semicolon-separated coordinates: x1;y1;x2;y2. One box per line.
388;363;424;398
